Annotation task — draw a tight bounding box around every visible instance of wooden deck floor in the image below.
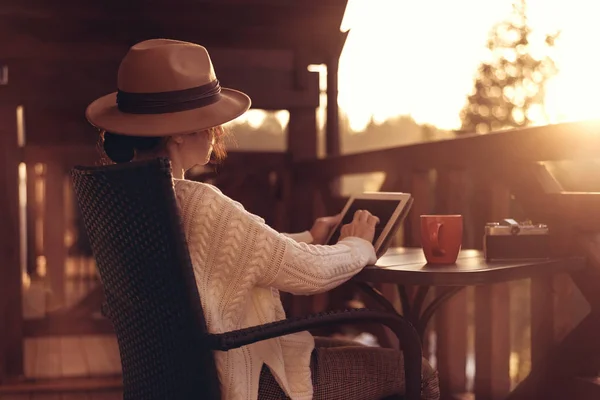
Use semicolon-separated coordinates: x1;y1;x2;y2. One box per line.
0;390;122;399
0;335;122;400
24;335;121;379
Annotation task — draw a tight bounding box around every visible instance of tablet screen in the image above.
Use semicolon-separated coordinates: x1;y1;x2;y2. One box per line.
327;198;402;245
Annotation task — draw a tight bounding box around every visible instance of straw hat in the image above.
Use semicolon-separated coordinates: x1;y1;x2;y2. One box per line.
86;39;251;136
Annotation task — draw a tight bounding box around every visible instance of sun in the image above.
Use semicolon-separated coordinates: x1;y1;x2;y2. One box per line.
232;1;600;135
339;0;600;131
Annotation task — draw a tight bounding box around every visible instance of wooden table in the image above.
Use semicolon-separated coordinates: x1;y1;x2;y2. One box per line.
354;247;584;339
353;247;592;399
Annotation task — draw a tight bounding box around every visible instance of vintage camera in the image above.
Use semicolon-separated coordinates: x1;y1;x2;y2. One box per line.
483;219;550;261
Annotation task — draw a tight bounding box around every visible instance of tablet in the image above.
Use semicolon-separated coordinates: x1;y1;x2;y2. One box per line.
326;192;413;258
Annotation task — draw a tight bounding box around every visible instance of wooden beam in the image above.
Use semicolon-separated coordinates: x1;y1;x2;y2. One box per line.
23;145;98;166
218;151;288;170
23;317;114;337
6;60;319;123
511;192;600;233
4;63;318;146
0;0;348;66
325;58;340;156
0;0;347;21
4;44;296;67
295;120;600;179
16;86;319;115
209;48;295;70
21;108;97;147
0;375;122;394
22;145;288;174
0;99;24;381
0;16;346;59
6;58;317;93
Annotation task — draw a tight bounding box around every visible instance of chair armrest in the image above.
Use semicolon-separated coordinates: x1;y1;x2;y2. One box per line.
207;308;422;400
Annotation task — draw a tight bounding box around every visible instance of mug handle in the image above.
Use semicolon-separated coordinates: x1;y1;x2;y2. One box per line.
429;222;446;256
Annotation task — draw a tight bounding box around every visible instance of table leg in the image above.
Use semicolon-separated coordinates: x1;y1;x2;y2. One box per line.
356;282;398;314
357;282;465;342
416;287;463;339
530;275;555;369
474;283;511;400
507;238;600;400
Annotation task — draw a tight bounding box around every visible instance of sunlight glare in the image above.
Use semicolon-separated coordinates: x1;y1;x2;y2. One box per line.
274;110;290;130
338;0;600;131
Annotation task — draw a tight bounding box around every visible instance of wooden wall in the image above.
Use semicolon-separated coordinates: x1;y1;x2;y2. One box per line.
0;0;349;381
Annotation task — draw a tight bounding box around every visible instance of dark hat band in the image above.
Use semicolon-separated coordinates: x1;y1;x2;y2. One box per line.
116;80;222;114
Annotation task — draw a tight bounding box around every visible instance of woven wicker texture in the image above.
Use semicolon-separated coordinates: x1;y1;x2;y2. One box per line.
71;158;221;400
71;157;428;400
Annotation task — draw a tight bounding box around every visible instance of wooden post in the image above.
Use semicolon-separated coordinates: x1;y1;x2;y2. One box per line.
474;182;512;399
407;170;432;247
43;160;67;309
325;57;341;198
0;102;24;381
287;103;319;316
530;275;554;368
26;162;37;276
406;171;434;357
435;170;469;398
287;107;318;231
325;57;340;158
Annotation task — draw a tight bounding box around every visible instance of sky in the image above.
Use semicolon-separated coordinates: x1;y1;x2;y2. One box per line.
233;0;600;133
338;0;600;131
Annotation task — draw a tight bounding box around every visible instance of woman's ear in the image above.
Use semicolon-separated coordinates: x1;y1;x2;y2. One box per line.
166;136;185;179
172;135;185;144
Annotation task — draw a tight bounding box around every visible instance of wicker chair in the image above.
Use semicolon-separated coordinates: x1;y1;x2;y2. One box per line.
71;158;423;400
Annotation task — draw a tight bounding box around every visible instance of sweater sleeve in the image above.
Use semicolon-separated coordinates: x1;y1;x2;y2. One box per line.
174;180;377;296
263;236;377;295
282;231;314;244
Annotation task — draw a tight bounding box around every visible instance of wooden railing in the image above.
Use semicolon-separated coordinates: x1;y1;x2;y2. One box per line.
3;120;600;397
289;119;600;399
0;141;290;384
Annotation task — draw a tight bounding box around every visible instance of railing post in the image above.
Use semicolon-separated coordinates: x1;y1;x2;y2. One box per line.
26;162;38;277
406;170;443;362
287;107;318;232
287;106;319;317
0;101;24;381
43;159;67;310
407;170;432;247
435;169;469;398
474;181;512;399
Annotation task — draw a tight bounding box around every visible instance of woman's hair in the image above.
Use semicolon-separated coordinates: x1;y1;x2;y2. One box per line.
98;126;228;165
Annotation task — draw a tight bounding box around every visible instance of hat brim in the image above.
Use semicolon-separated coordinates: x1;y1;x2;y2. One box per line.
85;88;251;136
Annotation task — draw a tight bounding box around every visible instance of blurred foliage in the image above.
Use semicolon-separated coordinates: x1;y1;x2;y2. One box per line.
229;109;451;154
339;113;450;154
460;0;559;134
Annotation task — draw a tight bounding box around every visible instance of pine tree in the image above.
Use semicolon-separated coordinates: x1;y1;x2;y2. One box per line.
460;0;559;134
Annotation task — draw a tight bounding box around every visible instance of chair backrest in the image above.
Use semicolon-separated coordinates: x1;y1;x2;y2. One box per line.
71;158;221;400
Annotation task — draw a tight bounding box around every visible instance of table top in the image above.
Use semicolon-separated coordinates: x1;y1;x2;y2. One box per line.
354;247;585;286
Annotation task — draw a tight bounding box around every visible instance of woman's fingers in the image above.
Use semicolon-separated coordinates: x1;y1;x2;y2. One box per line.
367;215;380;226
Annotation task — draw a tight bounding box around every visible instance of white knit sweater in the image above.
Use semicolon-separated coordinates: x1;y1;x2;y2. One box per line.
173;179;377;400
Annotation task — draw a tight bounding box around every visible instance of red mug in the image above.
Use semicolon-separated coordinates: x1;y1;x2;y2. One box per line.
420;215;463;264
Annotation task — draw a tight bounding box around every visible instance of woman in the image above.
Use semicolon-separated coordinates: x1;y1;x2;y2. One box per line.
87;39;439;400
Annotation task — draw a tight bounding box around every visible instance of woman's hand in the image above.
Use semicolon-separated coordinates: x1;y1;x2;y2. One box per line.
339;210;380;243
309;214;342;245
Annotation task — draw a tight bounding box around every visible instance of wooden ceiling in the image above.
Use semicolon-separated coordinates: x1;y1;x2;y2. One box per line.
0;0;348;145
1;0;349;60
